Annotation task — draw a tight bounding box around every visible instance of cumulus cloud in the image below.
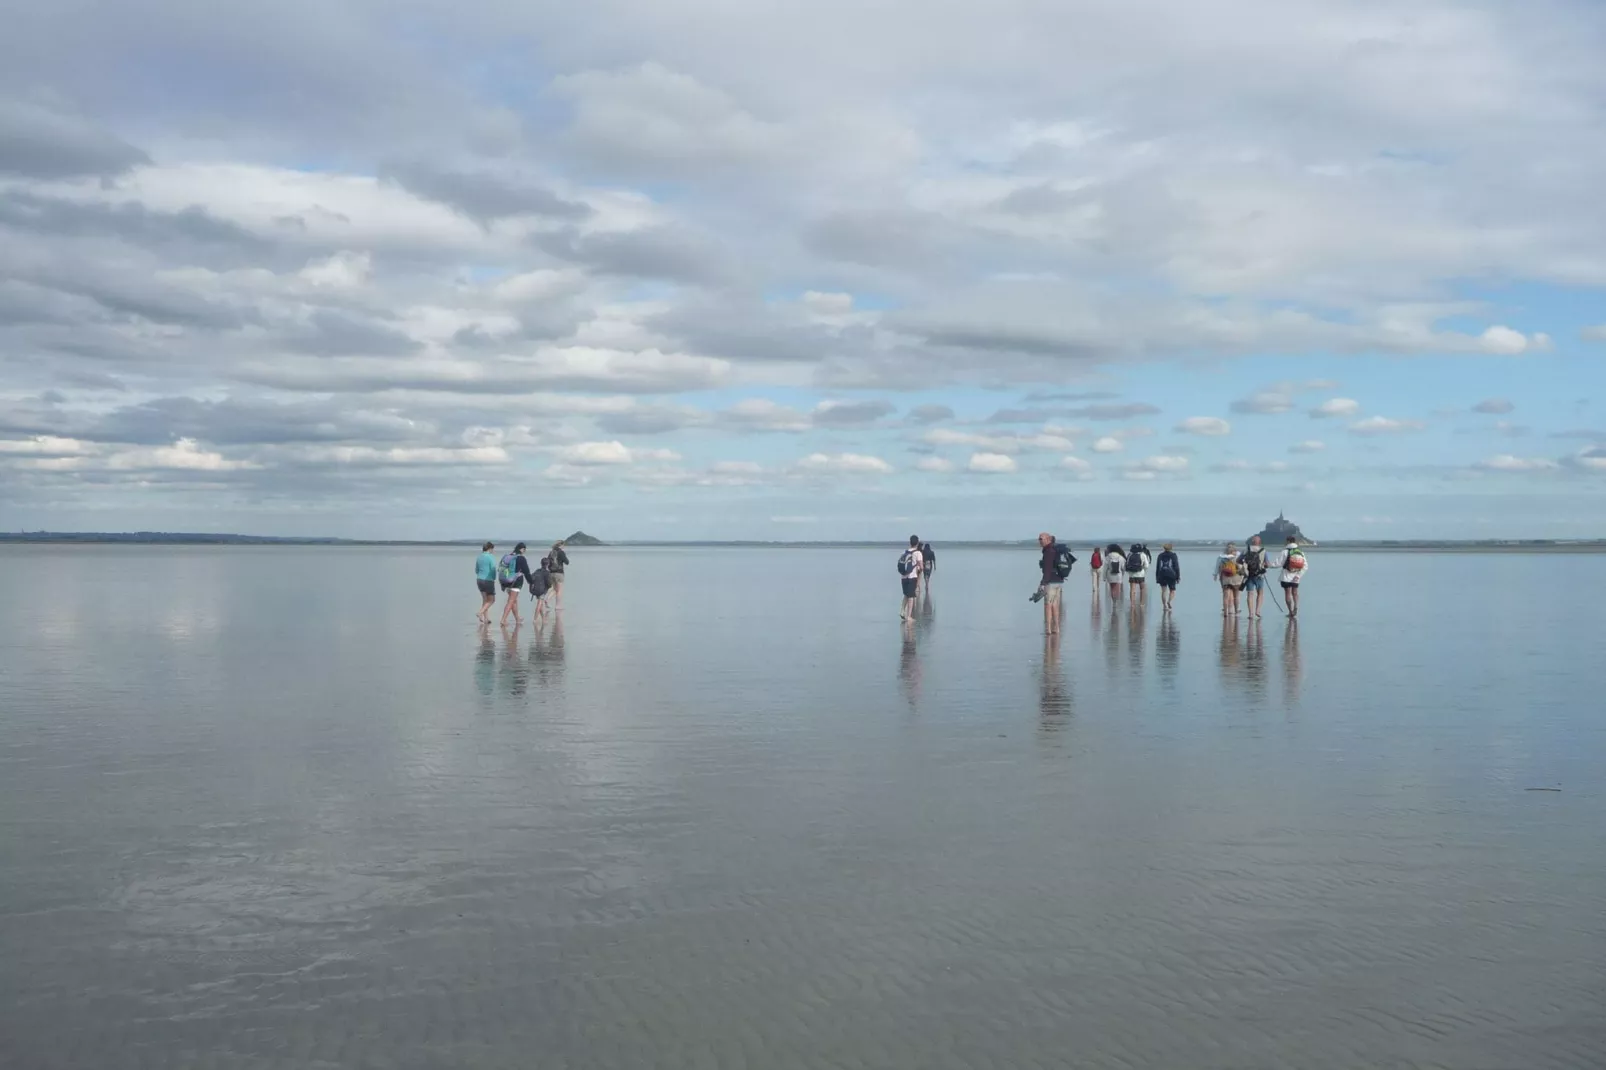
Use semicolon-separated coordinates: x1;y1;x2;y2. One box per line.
1349;416;1427;435
1289;440;1326;454
1091;436;1123;453
1176;416;1231;436
1582;326;1606;343
908;404;956;425
556;440;681;465
1311;398;1361;419
795;452;893;475
1058;455;1094;479
915;456;955;473
1476;454;1558;472
967;452;1018;474
1472;398;1515;415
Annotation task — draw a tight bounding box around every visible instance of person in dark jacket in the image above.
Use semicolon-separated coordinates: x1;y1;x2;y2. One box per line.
548;541;571;610
499;542;536;626
529;556;555;624
920;542;936;589
1155;542;1181;611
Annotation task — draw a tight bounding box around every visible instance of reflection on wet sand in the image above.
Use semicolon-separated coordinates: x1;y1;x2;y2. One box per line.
1283;618;1302;705
528;617;566;691
1156;614;1180;687
1126;599;1147;678
1038;632;1071;730
898;620;922;708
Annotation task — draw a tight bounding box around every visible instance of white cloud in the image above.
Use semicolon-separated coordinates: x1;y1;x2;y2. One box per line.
796;452;893;475
556;440;681;465
1091;436;1123;453
1472;398;1515;415
1349;416;1427;435
299;251;372;289
1476;454;1558;472
1583;325;1606;343
1311;398;1361;419
1137;454;1190;472
1176;416;1231;436
967;451;1018;474
0;435;95;456
105;438;256;471
1477;325;1548;355
1058;455;1094;479
1289;440;1326;454
1572;447;1606;471
915;456;955;473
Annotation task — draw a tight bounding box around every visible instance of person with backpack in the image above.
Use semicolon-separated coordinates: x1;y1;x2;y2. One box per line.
529;555;555;624
1215;541;1244;617
548;541;571;610
898;535;925;622
475;541;498;624
1034;532;1074;634
1104;543;1126;602
498;542;536;626
1238;535;1270;619
1155;542;1181;611
1277;536;1309;619
1089;546;1103;593
1125;542;1151;603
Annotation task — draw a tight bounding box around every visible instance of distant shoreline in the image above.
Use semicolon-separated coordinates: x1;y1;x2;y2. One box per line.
3;533;1604;552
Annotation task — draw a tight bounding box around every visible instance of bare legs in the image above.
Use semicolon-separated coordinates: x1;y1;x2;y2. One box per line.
500;586;523;626
478;589;495;624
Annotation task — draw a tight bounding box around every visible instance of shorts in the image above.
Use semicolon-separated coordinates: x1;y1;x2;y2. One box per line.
551;572;565;586
1281;581;1299;591
1245;575;1265;592
1042;583;1063;604
1158;581;1177;591
901;577;919;598
1128;576;1145;585
500;579;522;592
477;579;495;595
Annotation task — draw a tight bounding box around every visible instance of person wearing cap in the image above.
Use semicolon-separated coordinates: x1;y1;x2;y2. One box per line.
498;542;537;626
1215;541;1243;617
1239;535;1270;620
1277;536;1309;619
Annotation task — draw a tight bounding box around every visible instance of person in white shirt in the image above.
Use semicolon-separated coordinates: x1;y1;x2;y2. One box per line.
1277;537;1309;619
1103;543;1126;602
899;536;925;622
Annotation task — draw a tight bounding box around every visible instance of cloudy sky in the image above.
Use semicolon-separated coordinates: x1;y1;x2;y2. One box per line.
2;0;1604;540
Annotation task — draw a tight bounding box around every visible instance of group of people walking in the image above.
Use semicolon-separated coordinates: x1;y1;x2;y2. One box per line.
900;532;1311;634
475;540;571;626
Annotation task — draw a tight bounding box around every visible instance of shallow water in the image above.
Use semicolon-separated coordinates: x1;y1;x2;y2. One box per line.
2;544;1604;1069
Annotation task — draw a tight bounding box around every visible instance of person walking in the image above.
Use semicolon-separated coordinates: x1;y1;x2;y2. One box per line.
498;542;536;626
1215;542;1242;616
1277;536;1309;618
898;536;925;622
548;540;571;610
1155;542;1181;611
529;556;555;625
1104;543;1126;602
921;542;936;590
1035;532;1069;634
1125;542;1150;603
475;541;498;623
1239;535;1269;619
1089;546;1103;593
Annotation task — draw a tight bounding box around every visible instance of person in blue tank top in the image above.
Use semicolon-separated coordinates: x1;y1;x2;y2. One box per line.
474;542;497;624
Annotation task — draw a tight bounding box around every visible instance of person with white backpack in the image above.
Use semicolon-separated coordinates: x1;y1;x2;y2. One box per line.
897;536;925;622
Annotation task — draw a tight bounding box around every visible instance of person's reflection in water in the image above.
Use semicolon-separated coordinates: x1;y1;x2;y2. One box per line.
1038;631;1071;734
1282;618;1302;707
898;619;923;709
1240;616;1268;700
500;620;530;699
919;584;935;624
1218;613;1242;685
529;616;567;690
1126;596;1147;678
474;622;496;700
1156;613;1180;688
1104;600;1123;680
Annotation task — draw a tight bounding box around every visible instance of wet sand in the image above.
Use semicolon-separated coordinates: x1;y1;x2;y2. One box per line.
2;545;1603;1068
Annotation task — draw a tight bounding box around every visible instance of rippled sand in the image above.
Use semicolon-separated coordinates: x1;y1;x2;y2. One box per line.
2;545;1603;1068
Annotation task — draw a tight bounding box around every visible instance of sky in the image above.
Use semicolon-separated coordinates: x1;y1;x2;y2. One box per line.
2;0;1604;541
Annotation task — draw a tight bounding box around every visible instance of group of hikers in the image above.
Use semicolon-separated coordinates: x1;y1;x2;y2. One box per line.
475;540;572;626
899;532;1310;634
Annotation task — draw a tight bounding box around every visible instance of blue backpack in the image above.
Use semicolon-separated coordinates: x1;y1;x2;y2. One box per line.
897;549;917;577
498;553;518;584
